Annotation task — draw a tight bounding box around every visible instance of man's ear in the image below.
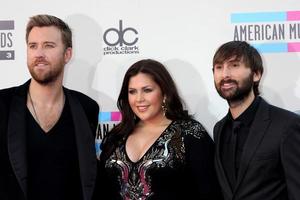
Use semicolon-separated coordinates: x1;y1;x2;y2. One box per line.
64;47;72;64
253;71;261;82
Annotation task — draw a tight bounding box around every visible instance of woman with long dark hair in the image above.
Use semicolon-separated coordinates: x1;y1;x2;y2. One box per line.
94;59;221;200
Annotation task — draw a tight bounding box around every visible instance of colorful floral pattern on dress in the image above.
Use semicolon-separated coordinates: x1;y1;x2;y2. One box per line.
104;120;206;200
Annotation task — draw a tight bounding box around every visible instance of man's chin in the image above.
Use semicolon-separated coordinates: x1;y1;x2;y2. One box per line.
225;94;250;106
32;76;54;85
219;91;236;100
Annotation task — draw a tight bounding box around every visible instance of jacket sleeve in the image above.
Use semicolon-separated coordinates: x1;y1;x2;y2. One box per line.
281;116;300;200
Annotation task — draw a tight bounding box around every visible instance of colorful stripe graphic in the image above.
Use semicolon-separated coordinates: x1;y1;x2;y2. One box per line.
231;11;300;23
287;11;300;21
99;111;122;122
231;11;300;53
252;43;300;53
252;43;286;53
250;42;300;54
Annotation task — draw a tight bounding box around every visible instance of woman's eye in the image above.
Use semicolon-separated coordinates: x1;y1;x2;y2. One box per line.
144;88;153;93
128;90;136;94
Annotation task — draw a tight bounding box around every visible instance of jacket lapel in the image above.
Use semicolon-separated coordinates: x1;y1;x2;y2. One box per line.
215;117;233;199
233;98;271;195
7;81;30;198
65;89;97;200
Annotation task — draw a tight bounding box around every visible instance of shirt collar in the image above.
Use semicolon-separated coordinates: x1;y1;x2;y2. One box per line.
226;96;261;126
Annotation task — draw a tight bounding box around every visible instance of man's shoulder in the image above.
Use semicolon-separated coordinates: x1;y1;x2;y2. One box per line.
269;105;300;122
261;98;300;120
0;87;14;97
0;85;20;95
255;97;300;124
214;116;227;128
0;80;29;95
65;88;94;101
64;87;98;108
0;83;26;105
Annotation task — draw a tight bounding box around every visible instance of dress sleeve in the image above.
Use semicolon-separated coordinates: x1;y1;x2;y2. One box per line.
183;120;223;200
93;145;120;200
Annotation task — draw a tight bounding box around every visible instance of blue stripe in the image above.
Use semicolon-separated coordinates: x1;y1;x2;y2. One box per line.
231;12;287;23
251;43;287;53
99;112;111;122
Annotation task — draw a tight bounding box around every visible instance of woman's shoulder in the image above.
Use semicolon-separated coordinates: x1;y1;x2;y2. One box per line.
172;119;208;139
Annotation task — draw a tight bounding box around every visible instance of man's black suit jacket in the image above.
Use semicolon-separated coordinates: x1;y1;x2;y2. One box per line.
214;97;300;200
0;80;99;200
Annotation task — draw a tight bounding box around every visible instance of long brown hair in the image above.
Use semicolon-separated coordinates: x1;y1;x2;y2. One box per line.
101;59;190;159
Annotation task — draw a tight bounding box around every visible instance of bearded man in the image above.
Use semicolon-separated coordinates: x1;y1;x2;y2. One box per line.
212;41;300;200
0;14;99;200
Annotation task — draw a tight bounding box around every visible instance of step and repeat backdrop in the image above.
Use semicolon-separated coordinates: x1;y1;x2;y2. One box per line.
1;0;300;139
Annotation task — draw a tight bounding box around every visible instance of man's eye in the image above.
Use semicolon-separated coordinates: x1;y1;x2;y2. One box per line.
214;65;222;70
45;44;54;48
28;45;36;49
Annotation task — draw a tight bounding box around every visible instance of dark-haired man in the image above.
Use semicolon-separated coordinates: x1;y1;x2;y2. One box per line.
213;40;300;200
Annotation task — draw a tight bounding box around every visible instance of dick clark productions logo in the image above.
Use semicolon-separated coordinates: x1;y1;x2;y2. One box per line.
103;20;139;55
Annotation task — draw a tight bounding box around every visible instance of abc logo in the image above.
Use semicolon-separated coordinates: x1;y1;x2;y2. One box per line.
103;20;138;46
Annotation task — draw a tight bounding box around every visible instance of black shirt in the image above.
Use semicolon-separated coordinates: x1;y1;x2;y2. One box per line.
26;98;83;200
221;96;261;190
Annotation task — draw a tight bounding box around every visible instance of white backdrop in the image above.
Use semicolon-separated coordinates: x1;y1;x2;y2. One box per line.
1;0;300;137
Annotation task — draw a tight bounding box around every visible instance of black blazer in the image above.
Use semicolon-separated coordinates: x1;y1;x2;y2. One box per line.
0;80;99;200
214;97;300;200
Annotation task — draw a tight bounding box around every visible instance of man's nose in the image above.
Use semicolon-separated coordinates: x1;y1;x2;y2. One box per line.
222;66;231;78
34;46;46;58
